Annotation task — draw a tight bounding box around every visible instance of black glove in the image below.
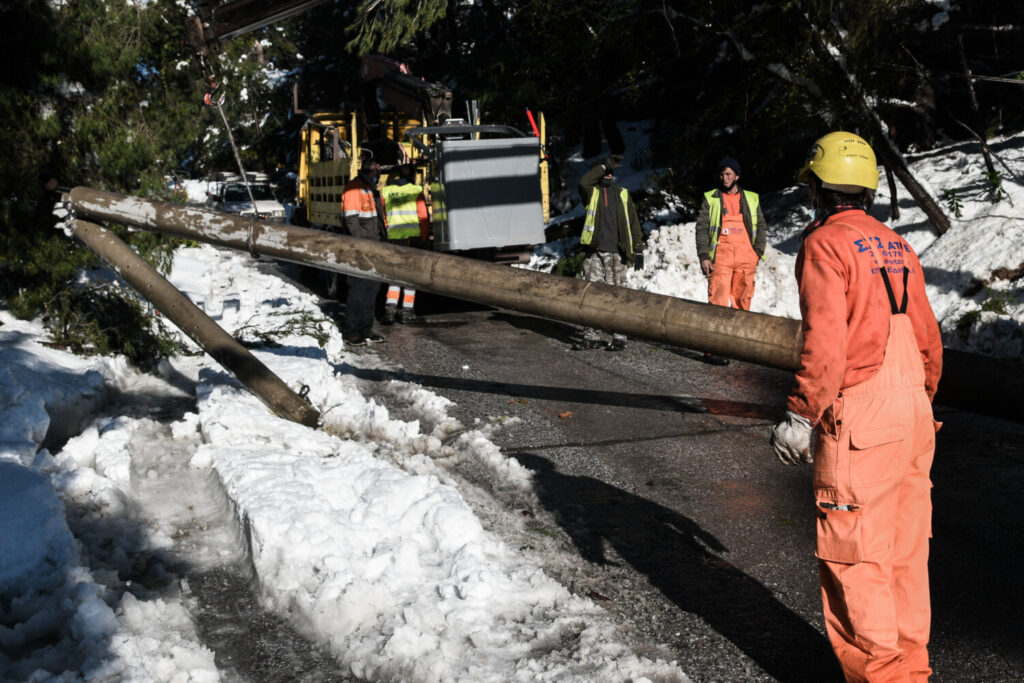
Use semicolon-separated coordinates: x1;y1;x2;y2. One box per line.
604;155;623;170
632;253;644;271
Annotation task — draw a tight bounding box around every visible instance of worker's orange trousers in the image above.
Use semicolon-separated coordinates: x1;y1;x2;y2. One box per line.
813;315;939;682
707;239;759;310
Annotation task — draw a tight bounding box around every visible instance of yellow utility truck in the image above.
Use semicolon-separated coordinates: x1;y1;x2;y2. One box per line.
188;3;550;261
295;56;550;263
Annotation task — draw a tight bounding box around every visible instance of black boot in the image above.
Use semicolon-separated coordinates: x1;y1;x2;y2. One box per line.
605;338;627;352
396;308;420;324
571;339;605;351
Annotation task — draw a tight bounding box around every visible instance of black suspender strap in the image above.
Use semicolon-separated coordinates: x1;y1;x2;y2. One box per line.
877;264;909;315
846;222;910;315
900;266;908;314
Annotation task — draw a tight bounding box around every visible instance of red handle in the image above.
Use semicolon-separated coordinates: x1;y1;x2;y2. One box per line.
525;108;540;138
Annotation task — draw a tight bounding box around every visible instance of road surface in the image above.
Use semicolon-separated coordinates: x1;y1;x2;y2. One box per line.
366;296;1023;683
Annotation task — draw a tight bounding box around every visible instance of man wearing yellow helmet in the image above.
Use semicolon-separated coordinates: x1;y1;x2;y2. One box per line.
771;131;943;682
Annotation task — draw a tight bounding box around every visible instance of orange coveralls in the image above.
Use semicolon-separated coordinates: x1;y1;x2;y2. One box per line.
708;192;760;310
787;209;943;682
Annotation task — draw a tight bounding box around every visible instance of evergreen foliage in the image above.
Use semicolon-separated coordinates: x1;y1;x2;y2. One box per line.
42;282;182;369
347;0;449;55
1;0;212;361
198;29;305;174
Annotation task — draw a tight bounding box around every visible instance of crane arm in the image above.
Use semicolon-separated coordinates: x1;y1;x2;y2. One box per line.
187;0;329;55
360;54;453;125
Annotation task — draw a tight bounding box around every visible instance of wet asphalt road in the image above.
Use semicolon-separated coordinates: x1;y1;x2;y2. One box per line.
365;295;1024;683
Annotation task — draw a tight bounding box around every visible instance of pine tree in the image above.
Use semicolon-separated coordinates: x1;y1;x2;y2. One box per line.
347;0;449;55
0;0;207;316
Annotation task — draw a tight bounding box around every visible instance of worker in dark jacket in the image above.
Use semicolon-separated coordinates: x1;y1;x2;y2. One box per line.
574;156;644;351
340;160;387;346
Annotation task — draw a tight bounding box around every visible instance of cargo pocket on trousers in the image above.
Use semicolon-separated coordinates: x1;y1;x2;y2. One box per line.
815;502;863;564
849;425;904;488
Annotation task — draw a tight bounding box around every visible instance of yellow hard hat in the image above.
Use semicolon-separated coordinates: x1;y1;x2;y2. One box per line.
796;131;878;192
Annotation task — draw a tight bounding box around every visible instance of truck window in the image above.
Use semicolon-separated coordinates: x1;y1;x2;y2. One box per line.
249;185;276;200
223;184;277;202
224;185;248;202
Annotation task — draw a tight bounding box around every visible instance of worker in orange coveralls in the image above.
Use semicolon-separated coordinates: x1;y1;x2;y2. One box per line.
695;157;767;365
770;132;943;682
695;157;767;311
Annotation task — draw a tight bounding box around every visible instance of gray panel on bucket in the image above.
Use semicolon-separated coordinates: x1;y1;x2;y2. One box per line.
432;137;545;252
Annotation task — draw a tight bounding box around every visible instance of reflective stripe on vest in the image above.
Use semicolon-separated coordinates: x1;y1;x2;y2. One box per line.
581;186;630;246
381;183;423;240
342;185;377;218
704;189;762;261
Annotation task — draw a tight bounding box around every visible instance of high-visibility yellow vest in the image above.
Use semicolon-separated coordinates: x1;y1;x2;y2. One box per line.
704;189;762;261
581;186;630;246
381;183;423;240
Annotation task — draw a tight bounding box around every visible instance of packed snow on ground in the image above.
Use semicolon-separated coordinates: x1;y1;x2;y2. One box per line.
2;124;1021;681
0;255;688;680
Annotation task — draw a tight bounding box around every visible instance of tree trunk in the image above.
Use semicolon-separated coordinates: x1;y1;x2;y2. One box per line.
602;116;626;157
873;142;950;233
884;162;900;221
582;118;602;159
958;35;996;176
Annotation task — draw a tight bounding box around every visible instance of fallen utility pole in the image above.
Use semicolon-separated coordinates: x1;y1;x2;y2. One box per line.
68;187;802;370
68;187;1023;423
70;218;320;428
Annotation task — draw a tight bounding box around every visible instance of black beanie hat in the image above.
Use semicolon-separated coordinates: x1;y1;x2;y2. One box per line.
717;157;741;175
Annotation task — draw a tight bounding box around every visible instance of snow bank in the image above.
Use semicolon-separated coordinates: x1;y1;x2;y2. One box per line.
165;244;687;681
0;315;219;682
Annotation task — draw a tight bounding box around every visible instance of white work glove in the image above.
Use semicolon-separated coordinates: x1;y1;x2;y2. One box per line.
771;411;814;465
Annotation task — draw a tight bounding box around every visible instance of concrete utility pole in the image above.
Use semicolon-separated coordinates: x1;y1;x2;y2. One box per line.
67;187;802;370
70;218;320;428
68;187;1023;423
